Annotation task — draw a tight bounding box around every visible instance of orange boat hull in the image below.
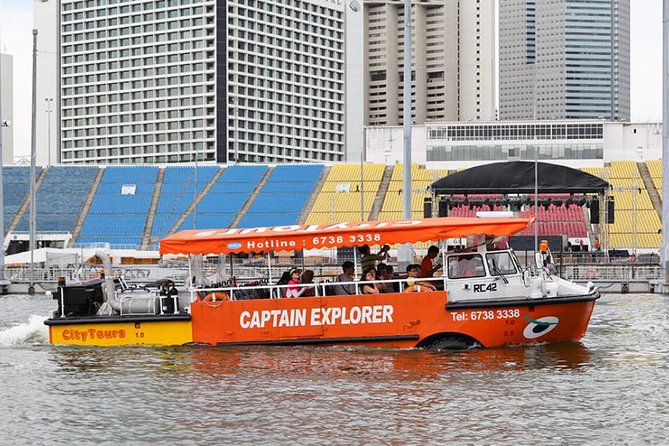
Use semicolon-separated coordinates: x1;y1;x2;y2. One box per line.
190;291;598;348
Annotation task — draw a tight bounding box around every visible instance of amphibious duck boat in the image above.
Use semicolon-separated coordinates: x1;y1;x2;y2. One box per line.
45;216;599;348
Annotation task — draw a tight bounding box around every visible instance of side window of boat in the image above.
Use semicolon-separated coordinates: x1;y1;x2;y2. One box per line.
448;254;486;279
486;252;517;275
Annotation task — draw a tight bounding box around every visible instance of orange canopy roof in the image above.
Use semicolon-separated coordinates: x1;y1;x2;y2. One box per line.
159;216;532;256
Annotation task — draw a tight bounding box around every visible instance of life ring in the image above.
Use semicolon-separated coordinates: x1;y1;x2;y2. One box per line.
584;269;596;280
203;292;230;302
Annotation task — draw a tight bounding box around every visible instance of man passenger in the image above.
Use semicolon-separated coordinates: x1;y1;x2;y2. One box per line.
420;245;442;279
331;261;355;295
404;264;437;292
420;245;444;290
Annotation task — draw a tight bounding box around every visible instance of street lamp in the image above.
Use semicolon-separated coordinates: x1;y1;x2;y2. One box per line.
45;98;53;166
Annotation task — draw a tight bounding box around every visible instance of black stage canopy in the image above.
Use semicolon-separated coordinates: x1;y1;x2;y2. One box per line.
430;161;610;195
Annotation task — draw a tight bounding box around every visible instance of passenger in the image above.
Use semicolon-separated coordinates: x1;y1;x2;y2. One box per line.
386;264;400;292
420;245;442;279
404;264;437;292
359;244;390;272
301;269;316;297
277;271;291;286
331;261;355;295
376;263;395;293
285;268;306;298
276;270;292;298
361;267;380;294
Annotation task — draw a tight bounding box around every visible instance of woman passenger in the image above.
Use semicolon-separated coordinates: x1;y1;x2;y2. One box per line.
286;268;306;298
361;267;380;294
301;269;316;297
276;270;292;298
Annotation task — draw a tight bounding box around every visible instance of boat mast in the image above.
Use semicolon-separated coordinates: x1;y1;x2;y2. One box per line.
399;0;413;267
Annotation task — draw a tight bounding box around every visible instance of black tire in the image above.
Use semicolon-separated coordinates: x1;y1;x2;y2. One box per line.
427;336;478;351
28;286;36;295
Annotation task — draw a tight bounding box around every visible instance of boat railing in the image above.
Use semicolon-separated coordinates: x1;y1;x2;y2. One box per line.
190;276;448;302
4;264;190;285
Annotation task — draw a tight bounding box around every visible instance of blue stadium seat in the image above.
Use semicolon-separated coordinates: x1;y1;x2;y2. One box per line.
15;166;98;233
237;165;323;228
78;166;158;247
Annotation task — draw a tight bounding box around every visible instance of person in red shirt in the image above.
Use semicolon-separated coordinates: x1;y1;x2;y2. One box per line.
420;245;442;278
420;245;443;290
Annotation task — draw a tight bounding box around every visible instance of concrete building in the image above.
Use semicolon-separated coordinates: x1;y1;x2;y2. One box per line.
0;53;14;164
34;0;60;166
365;120;661;169
43;0;347;165
363;0;495;127
499;0;630;121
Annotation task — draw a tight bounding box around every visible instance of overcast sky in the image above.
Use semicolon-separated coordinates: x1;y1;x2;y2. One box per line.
0;0;665;156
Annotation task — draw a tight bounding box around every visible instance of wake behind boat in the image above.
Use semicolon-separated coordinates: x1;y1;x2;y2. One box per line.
44;216;599;348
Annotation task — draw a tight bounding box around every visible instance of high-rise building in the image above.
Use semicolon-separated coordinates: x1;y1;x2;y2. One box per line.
0;52;14;163
48;0;347;164
363;0;495;126
35;0;59;166
499;0;630;121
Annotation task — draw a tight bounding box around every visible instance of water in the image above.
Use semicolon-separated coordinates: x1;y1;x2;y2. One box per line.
1;293;668;445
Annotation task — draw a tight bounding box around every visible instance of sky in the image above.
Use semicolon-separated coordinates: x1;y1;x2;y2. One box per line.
0;0;665;156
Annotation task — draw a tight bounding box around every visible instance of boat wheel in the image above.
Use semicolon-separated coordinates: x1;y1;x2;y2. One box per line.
427;336;479;351
28;286;36;295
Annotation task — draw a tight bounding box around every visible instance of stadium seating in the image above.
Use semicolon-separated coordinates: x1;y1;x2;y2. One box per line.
306;164;385;224
151;165;219;239
378;164;448;220
646;160;662;192
2;166;32;231
591;161;661;249
0;161;665;251
15;166;98;234
79;166;158;247
177;165;268;231
238;164;323;228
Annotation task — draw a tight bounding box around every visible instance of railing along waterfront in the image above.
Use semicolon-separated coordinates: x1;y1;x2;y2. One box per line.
560;263;661;282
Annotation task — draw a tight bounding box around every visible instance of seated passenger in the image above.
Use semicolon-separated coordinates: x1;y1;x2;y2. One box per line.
301;269;316;297
404;264;437;292
276;270;292;298
361;267;380;294
376;263;395;293
387;265;400;292
331;261;355;295
285;268;306;298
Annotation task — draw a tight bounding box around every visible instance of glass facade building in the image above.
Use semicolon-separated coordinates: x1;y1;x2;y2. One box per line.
499;0;630;121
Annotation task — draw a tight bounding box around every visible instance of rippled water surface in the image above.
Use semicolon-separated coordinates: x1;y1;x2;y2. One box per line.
1;293;668;445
